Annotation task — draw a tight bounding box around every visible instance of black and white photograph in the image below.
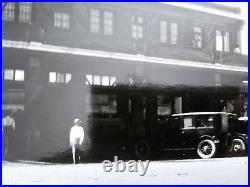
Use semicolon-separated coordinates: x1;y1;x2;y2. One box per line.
2;2;248;185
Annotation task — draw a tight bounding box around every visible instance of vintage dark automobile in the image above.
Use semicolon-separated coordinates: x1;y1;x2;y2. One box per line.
161;112;239;159
228;116;248;155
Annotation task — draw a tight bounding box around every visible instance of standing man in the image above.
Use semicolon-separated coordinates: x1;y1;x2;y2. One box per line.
2;111;16;157
70;118;84;164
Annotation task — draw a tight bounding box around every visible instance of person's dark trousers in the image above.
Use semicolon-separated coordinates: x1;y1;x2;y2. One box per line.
75;147;81;164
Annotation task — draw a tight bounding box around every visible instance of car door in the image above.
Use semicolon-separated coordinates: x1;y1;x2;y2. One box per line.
163;116;183;149
180;115;199;148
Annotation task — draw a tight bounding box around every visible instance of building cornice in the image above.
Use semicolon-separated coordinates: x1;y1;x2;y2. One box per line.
2;40;248;73
160;2;244;22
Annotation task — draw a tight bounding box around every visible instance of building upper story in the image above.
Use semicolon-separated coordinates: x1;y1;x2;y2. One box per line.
2;2;248;67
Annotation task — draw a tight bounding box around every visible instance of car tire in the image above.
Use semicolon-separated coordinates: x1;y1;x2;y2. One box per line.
134;140;151;160
229;138;246;156
197;139;216;159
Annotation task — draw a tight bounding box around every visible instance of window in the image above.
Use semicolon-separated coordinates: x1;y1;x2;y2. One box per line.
157;96;172;121
14;69;25;81
86;74;117;86
65;73;72;83
2;69;25;81
160;21;168;43
2;2;15;21
93;75;101;85
49;72;56;83
183;117;194;129
3;69;14;80
19;2;32;24
131;16;144;39
193;26;203;49
170;22;178;44
103;11;113;35
85;94;117;117
214;73;221;87
216;30;223;51
216;30;230;52
90;9;100;33
224;32;230;52
49;72;71;83
195;115;214;128
90;9;113;35
56;73;65;83
54;12;70;29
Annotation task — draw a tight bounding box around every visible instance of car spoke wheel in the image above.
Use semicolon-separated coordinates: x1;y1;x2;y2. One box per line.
197;139;216;159
230;138;246;155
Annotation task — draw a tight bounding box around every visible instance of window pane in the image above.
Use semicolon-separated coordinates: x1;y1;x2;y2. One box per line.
102;76;109;86
193;26;202;48
2;2;15;21
19;2;32;24
86;74;93;85
157;96;172;116
170;22;178;44
49;72;56;83
137;16;143;24
56;73;65;83
90;9;100;33
131;16;144;39
132;24;137;39
103;11;113;35
15;69;24;81
160;21;167;43
93;75;101;85
65;73;72;83
137;26;143;39
184;117;193;128
196;116;214;128
110;76;116;86
4;69;14;80
224;32;230;52
193;26;202;33
88;94;117;115
216;30;223;51
54;12;69;29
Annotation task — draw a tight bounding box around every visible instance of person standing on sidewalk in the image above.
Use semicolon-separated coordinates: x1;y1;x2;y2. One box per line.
2;112;16;157
70;118;84;164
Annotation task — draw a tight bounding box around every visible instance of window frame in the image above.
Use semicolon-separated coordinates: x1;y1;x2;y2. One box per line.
54;12;70;29
85;93;118;118
192;25;203;49
89;8;114;36
49;71;72;84
131;15;144;40
159;19;179;45
85;74;117;87
2;68;25;82
2;2;15;22
216;29;231;52
19;2;32;24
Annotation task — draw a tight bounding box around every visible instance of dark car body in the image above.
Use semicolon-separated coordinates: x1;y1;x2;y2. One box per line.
228;116;248;155
155;112;238;158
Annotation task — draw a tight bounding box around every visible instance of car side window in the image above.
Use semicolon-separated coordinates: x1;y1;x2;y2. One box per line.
195;115;214;128
183;117;194;129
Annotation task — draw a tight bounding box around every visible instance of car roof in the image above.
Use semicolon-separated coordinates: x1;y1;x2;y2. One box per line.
172;112;236;117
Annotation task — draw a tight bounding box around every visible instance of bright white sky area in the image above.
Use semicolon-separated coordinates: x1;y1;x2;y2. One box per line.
215;2;248;55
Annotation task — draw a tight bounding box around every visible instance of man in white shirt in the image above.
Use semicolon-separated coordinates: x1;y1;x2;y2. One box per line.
2;113;16;156
70;118;84;164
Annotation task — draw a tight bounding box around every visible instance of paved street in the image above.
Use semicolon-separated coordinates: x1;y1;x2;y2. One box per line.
2;157;248;185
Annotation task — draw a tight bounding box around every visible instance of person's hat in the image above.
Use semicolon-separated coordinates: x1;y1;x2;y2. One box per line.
74;118;81;124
